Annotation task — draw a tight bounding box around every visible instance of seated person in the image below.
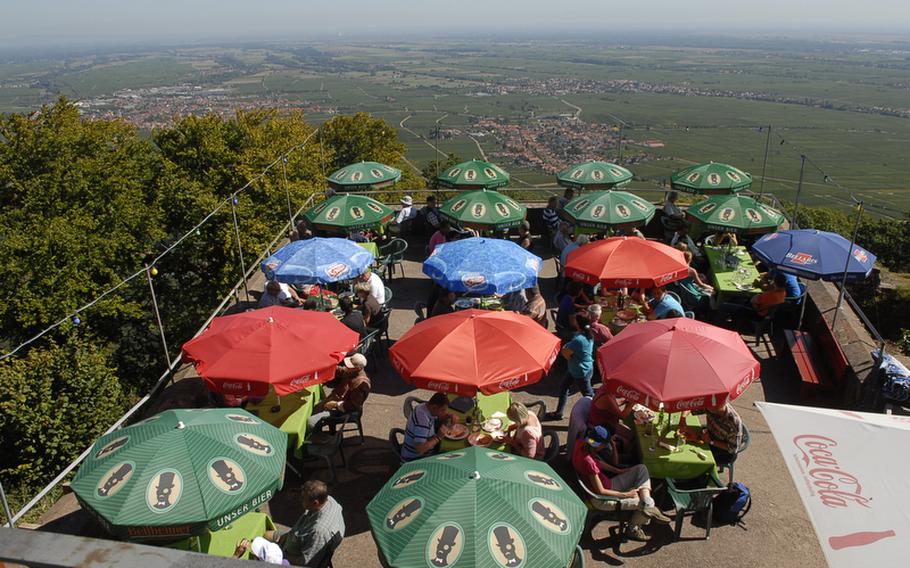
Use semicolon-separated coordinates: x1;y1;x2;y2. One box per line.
259;280;303;308
680;402;743;465
517;220;533;251
357;268;385;305
354;282;382;328
401;392;452;461
555;281;589;338
307;354;371;432
233;537;284;564
761;269;801;299
671;226;705;266
506;402;544;459
588;385;633;443
302;297;319;310
572;426;670;541
428;220;451;255
420;195;441;234
521;286;547;326
502;289;528;313
618;225;646;239
714;272;788;325
560;234;590;269
393;195;418;229
714;231;739;247
430;289;456;317
338;296;368;337
585;304;614;345
642;286;685;320
279;480;345;567
566;396;593;453
662;191;686;230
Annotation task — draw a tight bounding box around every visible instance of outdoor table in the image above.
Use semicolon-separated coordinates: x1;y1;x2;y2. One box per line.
439;391;512;452
452;296;504;311
634;412;717;480
246;385;324;457
594;296;645;334
168;512;276;558
703;245;762;303
357;241;380;260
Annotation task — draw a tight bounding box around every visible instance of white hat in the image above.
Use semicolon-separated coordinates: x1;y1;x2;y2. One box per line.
343;353;368;368
250;537;284;564
400;195;413;206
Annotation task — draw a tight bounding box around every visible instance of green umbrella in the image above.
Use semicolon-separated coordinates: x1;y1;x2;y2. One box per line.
367;446;585;568
439;189;527;231
72;409;287;541
436;159;510;190
686;194;785;235
304;193;394;233
559;190;655;232
670;162;752;194
327;161;401;191
556;160;634;190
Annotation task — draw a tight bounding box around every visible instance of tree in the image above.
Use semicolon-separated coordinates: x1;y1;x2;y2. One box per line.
0;335;126;494
421;153;462;188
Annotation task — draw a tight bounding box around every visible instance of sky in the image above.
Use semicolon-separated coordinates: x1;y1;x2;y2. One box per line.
1;0;908;47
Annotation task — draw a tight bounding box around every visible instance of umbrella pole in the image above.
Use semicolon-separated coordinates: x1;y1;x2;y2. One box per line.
758;124;771;197
797;283;808;330
832;201;864;330
791;155;806;228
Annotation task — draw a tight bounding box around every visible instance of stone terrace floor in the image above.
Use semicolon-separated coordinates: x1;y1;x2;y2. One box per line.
40;234;827;567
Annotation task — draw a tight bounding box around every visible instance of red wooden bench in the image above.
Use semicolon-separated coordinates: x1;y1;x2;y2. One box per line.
784;315;849;403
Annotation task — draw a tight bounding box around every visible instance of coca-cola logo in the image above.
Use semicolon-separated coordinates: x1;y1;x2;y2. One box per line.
221;382;249;392
290;375;312;387
793;435;871;510
498;377;521;390
674;397;705;411
427;381;450;392
325;262;349;278
734;374;753;397
615;385;642;402
655;272;679;285
612;278;639;287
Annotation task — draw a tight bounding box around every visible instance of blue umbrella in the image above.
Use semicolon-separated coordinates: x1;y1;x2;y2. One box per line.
423;237;542;294
261;237;374;284
751;229;876;283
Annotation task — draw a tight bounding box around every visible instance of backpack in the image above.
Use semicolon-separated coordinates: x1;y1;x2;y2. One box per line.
713;482;751;525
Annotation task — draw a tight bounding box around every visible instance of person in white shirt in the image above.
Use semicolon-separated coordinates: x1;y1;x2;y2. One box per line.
358;268;386;305
395;195;417;225
258;280;303;308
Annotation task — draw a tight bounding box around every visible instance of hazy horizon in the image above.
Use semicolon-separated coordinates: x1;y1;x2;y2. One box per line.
1;0;909;49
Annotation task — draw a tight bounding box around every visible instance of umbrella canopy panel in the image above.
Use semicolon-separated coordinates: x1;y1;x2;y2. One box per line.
303;193;394;233
439;189;527;231
390;310;560;396
423;237;542;295
367;446;586;568
751;229;876;282
436;159;510;190
564;237;688;288
261;237;374;285
671;162;752;194
559;190;655;231
597;318;760;412
686;194;784;235
72;408;287;541
327;161;401;191
556;160;633;190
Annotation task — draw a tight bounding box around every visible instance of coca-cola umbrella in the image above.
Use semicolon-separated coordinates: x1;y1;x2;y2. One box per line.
389;310;560;396
564;237;688;289
596;318;760;412
182;307;359;397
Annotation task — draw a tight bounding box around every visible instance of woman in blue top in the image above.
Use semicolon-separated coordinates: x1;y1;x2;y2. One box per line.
547;313;596;420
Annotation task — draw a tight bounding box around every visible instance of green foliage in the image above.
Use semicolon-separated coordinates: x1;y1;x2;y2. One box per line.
421;153;462;188
0;335;126;493
899;329;910;357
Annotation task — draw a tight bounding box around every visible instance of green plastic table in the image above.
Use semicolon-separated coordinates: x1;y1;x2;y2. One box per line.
169;512;276;558
634;412;717;480
439;391;512;453
358;241;380;259
246;385;324;457
703;246;762;303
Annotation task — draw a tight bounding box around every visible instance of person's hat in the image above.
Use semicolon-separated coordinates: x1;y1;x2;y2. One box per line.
585;425;611;449
343;353;368;369
250;537;284;564
400;195;413;206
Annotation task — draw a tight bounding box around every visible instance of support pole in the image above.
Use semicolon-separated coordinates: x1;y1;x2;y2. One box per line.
434;123;440;189
230;196;250;301
1;481;14;528
791;154;806;228
281;156;294;229
759;124;771;197
832;201;865;330
145;264;171;368
617;124;625;164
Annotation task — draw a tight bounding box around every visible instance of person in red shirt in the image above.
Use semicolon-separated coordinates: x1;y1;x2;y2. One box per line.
428;220;451;255
572;426;670;541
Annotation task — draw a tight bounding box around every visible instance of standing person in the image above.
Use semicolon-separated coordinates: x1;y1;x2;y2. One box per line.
552;222;573;254
506;402;544;459
555;281;590;338
547;313;596;421
428;220;451;255
354;282;382;328
279;480;345;567
401;392;452;461
517;220;533;251
572;426;670;542
357;268;385;305
558;187;575;209
521;286;547;327
542;196;561;242
560;234;589;269
307;354;371;432
585;304;614;346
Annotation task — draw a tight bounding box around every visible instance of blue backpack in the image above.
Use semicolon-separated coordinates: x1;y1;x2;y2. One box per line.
713;482;751;525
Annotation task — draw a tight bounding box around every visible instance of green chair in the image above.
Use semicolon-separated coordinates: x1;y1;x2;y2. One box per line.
402;396;427;420
716;422;751;484
569;545;585;568
665;470;726;540
575;473;633;545
378;238;408;279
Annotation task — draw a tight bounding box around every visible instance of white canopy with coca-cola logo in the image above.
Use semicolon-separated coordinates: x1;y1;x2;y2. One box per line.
757;402;910;568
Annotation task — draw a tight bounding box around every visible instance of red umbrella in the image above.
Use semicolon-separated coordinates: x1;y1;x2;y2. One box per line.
389;309;560;396
181;306;359;397
564;237;688;288
596;318;759;412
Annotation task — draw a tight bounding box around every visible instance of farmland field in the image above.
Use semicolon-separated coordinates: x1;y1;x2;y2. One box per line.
2;37;909;215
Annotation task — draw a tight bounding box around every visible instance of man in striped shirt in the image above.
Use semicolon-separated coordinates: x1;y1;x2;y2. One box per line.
402;392;452;461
